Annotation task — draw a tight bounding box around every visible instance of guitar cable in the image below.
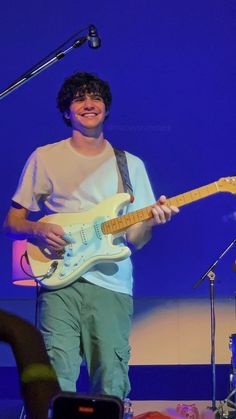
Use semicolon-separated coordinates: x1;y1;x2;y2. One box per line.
20;251;58;281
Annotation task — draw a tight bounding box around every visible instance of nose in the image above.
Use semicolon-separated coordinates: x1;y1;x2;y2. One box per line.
83;96;95;109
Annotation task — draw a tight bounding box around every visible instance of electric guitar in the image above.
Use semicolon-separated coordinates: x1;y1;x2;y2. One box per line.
26;176;236;290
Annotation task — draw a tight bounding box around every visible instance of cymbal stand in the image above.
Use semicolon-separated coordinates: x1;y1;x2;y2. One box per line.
193;238;236;411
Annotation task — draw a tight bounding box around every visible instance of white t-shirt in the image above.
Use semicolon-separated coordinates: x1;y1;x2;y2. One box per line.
12;139;156;295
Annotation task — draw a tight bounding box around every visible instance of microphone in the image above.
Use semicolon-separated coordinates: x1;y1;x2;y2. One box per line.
88;24;101;49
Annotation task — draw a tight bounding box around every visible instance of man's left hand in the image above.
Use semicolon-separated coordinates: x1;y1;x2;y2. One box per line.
147;195;179;227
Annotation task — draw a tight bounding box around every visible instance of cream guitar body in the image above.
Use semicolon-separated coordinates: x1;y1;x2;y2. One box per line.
27;193;132;290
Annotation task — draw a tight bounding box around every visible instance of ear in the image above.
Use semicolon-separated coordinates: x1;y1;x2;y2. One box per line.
64;111;70;120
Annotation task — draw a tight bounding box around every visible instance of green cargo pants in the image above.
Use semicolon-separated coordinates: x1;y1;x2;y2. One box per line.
37;278;133;399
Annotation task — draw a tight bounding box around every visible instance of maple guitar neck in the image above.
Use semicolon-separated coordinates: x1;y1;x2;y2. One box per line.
101;180;220;235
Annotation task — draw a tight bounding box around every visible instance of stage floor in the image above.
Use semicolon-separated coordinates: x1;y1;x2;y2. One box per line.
0;399;231;419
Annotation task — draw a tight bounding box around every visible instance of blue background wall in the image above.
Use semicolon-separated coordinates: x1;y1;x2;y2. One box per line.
0;1;236;301
1;1;236;409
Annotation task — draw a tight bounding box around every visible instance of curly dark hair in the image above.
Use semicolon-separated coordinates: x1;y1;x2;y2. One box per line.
57;72;112;126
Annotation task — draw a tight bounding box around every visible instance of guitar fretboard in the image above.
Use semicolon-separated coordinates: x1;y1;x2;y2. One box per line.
167;182;218;207
101;181;219;235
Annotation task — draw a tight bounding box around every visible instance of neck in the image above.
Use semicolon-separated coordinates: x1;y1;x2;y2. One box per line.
70;130;106;156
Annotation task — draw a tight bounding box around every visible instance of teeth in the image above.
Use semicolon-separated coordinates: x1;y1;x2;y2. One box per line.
82;113;97;117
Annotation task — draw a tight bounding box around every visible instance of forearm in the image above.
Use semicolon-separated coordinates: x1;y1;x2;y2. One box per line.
0;310;49;367
4;211;40;240
126;221;152;249
0;310;60;419
4;206;68;249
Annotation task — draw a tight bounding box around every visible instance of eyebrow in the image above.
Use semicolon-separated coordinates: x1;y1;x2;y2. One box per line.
74;91;102;97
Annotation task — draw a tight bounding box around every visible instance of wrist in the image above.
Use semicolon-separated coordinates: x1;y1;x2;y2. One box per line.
31;221;42;238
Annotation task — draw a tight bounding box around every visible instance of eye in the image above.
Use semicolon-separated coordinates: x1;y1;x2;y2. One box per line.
92;95;103;101
72;97;84;103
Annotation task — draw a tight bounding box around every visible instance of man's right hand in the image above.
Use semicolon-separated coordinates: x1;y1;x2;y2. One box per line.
4;206;69;251
34;222;69;250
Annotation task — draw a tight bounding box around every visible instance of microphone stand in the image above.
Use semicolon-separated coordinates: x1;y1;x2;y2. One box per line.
2;25;97;419
0;29;89;100
193;238;236;411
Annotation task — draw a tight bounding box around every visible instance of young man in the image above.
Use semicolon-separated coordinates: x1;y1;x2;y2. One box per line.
4;72;179;399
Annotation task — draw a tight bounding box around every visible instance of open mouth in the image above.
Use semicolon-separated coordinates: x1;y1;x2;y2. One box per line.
81;112;98;117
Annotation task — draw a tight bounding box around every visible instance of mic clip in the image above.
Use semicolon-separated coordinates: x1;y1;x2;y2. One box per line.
73;36;88;49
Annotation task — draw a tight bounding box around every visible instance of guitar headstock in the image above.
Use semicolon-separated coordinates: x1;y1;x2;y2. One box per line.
217;176;236;194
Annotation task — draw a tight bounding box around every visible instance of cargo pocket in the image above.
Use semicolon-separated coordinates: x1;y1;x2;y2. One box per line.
113;344;131;398
42;332;53;351
41;332;59;373
41;331;62;371
115;345;131;363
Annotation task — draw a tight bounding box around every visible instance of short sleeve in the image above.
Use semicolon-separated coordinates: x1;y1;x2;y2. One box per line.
12;149;51;212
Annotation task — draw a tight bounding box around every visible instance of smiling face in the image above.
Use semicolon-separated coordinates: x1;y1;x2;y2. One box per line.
64;92;107;133
57;72;112;131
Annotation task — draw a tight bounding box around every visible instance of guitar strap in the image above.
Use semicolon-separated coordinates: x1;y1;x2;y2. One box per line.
113;148;134;200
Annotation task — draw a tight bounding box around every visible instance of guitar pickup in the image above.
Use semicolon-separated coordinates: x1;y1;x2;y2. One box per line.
80;227;88;245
